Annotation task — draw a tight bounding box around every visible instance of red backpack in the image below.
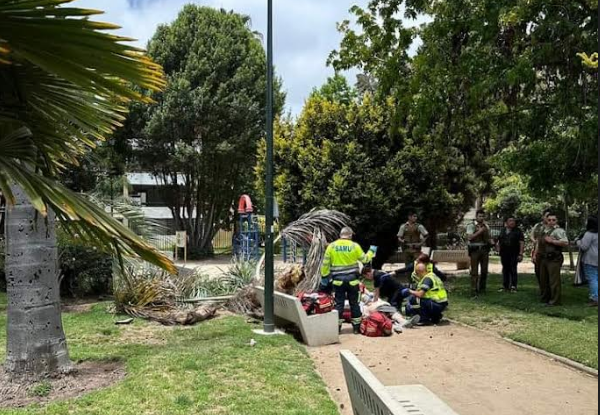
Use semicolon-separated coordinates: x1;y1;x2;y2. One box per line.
360;312;393;337
297;292;335;315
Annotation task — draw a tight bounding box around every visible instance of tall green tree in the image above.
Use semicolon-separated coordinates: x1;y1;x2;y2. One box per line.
259;77;478;265
0;0;172;380
131;5;284;257
330;0;598;201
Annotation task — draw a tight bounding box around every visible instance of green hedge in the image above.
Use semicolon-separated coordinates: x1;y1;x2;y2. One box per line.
59;233;113;298
0;235;112;297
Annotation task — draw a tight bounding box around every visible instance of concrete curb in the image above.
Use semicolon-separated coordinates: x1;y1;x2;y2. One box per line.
502;338;598;378
447;319;598;378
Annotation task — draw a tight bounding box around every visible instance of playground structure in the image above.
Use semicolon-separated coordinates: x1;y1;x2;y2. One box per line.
282;236;307;264
232;194;308;265
233;195;261;261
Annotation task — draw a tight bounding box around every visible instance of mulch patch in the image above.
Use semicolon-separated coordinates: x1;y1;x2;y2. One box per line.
0;360;126;408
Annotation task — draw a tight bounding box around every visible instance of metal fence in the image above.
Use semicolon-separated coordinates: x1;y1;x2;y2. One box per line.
148;227;238;256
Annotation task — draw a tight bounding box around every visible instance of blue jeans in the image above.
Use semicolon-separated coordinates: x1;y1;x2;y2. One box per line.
584;264;598;301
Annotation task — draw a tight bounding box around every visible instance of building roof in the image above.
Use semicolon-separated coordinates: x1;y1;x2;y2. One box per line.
141;207;197;220
127;172;186;186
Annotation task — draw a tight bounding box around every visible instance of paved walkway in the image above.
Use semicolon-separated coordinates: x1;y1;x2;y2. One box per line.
309;323;598;415
175;255;543;278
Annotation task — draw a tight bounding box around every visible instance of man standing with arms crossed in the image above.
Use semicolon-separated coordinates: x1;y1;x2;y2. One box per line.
537;212;569;306
467;210;492;298
397;211;429;267
320;227;377;334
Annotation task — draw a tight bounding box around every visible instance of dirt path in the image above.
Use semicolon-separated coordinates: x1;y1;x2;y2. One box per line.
309;323;598;415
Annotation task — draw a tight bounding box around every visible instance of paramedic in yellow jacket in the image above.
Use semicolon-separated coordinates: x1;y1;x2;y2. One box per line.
405;263;449;325
320;227;377;334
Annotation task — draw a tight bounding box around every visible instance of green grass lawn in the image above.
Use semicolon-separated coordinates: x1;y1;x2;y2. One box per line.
446;274;599;369
0;301;339;415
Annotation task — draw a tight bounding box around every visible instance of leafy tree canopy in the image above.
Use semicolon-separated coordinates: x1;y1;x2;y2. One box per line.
258;77;478;265
127;5;284;257
330;0;598;201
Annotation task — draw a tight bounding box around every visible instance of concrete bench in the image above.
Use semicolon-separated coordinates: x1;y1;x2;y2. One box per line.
340;350;460;415
431;250;470;270
254;286;339;347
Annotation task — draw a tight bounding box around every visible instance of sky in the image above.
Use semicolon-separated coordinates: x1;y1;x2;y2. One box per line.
77;0;422;115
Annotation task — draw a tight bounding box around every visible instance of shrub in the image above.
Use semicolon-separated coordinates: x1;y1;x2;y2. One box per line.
0;232;112;297
58;232;113;298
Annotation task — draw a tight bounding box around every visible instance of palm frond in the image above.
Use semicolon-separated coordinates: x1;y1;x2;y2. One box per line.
281;209;350;291
254;210;351;292
281;209;351;248
0;156;175;272
0;0;171;271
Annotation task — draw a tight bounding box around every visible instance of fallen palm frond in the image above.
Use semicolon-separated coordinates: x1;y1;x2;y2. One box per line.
281;210;350;246
183;258;257;301
282;210;350;293
276;264;305;295
124;304;218;326
238;210;350;311
226;285;263;319
113;259;215;324
296;228;328;293
113;256;271;322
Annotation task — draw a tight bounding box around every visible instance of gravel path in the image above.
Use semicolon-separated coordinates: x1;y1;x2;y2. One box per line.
309;323;598;415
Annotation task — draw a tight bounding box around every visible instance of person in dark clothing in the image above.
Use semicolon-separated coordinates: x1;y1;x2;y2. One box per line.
496;216;525;292
394;253;448;284
362;266;404;308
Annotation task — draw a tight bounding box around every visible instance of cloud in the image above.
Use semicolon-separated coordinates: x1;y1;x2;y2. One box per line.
77;0;424;115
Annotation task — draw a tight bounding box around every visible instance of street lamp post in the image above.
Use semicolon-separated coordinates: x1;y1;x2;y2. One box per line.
263;0;275;334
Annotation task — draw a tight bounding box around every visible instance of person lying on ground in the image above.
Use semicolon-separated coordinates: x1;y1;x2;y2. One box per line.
404;263;449;325
363;301;421;332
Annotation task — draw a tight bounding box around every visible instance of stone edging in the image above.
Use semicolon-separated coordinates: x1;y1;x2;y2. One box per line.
447;319;598;378
502;338;598;378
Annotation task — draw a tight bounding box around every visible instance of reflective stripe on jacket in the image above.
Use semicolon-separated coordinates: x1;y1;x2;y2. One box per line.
321;239;374;278
418;272;448;303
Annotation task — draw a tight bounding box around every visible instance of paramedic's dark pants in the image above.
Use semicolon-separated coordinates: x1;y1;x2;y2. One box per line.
334;275;361;327
406;297;448;324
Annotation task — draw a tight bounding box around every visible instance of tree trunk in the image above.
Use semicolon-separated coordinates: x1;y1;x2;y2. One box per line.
4;186;71;381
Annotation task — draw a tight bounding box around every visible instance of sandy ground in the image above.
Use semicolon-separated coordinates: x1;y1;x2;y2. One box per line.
309;323;598;415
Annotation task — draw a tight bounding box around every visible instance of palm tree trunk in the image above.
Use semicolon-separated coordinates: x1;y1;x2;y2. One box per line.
4;186;71;380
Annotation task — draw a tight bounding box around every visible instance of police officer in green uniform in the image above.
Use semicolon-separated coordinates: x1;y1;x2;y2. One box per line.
531;208;552;285
467;210;492;298
397;211;429;266
537;213;569;306
320;227;377;334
